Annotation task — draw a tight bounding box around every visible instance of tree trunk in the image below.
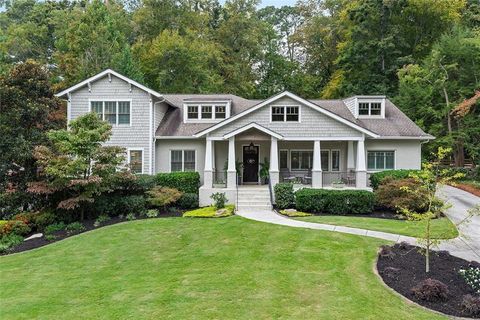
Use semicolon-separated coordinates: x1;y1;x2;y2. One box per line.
425;219;431;273
455;139;465;167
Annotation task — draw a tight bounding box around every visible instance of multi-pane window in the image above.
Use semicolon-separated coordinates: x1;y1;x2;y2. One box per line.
129;150;143;174
171;150;196;172
201;106;212;119
321;151;329;171
90;101;130;125
358;101;382;116
215;106;226;119
367;151;395;170
279;150;288;169
331;150;340;171
187;106;199;119
272;106;300;122
290;151;313;170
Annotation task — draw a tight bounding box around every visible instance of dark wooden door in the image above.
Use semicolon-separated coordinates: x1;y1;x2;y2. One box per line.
243;146;259;183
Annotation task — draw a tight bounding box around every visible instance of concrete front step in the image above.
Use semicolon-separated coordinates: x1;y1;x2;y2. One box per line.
237;205;272;210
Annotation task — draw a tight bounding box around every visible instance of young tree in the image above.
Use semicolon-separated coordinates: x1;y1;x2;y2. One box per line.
29;113;130;221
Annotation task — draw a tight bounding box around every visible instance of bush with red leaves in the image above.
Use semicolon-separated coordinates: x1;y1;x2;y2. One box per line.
461;294;480;316
411;278;449;302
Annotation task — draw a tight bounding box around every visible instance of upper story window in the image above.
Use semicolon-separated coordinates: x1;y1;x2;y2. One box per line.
271;106;300;122
90;100;131;125
184;102;230;122
357;100;384;117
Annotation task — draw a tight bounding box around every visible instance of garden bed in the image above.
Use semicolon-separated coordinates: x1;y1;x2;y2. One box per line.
452;182;480;197
377;243;480;318
2;209;184;256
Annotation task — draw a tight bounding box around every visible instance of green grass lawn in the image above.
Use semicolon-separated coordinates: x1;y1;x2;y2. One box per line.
295;215;458;239
0;217;445;320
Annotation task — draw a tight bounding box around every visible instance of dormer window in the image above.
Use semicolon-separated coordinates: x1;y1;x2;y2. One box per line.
215;106;226;119
184;101;231;122
187;106;198;119
201;106;212;119
356;98;385;118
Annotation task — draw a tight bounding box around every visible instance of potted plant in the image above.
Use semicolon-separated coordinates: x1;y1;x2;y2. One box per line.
259;157;270;185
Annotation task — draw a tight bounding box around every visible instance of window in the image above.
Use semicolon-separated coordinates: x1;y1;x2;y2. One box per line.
215;106;226;119
331;150;340;171
290;151;313;170
280;150;288;169
367;151;394;170
358;101;382;117
272;106;300;122
171;150;196;172
187;106;199;119
321;151;329;171
89;101;130;125
201;106;212;119
129;150;143;174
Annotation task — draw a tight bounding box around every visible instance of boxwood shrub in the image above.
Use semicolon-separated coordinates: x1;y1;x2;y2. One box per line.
295;188;374;215
274;183;295;209
176;193;199;209
369;169;420;190
155;172;200;194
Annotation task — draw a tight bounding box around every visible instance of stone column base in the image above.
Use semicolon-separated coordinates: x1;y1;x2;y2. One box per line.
227;170;237;189
269;170;279;188
204;170;213;188
312;170;322;188
356;171;367;188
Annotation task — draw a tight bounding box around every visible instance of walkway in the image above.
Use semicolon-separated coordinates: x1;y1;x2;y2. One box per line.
236;185;479;262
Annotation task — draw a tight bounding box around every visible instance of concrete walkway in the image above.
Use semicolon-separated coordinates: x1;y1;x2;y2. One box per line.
236;185;479;262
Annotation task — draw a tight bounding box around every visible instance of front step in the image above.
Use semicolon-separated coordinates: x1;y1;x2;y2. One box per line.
236;186;272;210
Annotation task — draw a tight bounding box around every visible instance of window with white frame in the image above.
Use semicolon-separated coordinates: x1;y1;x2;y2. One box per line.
272;106;299;122
367;151;394;170
288;149;340;172
279;150;288;169
291;151;313;170
201;105;212;119
358;101;382;116
90;101;131;125
171;150;196;172
215;105;226;119
187;106;199;119
129;150;143;174
186;103;229;120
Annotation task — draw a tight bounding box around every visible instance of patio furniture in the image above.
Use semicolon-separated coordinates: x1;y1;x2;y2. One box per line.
303;170;312;185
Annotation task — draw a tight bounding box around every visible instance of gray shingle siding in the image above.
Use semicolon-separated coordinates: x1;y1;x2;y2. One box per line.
69;75;153;174
209;97;361;138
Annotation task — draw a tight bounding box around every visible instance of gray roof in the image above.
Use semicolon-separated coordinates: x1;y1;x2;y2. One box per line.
156;94;431;138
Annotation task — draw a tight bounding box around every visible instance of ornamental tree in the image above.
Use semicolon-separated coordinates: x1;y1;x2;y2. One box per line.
29;112;131;220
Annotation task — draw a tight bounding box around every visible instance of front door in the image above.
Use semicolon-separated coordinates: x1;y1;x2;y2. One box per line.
243;145;259;183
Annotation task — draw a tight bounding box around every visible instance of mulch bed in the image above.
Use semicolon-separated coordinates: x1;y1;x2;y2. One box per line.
2;210;183;256
377;243;480;318
453;183;480;197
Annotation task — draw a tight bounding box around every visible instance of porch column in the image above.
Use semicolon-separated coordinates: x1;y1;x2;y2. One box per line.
269;136;279;187
347;141;355;171
227;136;237;188
356;138;367;188
312;140;322;188
204;138;213;187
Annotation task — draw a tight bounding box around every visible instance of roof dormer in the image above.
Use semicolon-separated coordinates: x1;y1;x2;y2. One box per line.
183;99;231;123
344;96;386;119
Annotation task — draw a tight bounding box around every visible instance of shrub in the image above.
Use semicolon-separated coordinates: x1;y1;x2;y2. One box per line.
176;193;199;209
411;278;449;302
375;177;429;213
45;234;56;241
147;187;183;209
461;294;480;316
279;209;312;217
44;222;66;235
94;194;147;216
145;209;158;218
211;192;227;209
0;220;31;237
183;205;234;218
370;169;420;190
93;215;110;227
274;183;295;209
155;172;200;194
295;189;374;214
126;213;136;221
0;234;23;254
459;267;480;294
30;211;57;231
65;222;86;234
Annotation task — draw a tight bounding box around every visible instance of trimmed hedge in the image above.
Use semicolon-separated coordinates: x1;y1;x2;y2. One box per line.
155;172;200;194
369;169;420;189
176;193;199;209
274;183;295;209
295;188;375;215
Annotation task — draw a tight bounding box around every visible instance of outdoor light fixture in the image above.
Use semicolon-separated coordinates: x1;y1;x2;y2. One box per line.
248;142;255;152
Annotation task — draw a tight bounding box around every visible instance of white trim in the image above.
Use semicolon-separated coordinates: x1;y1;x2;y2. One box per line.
270;105;301;123
366;149;396;171
55;69;163;98
169;149;197;173
356;98;385;119
223;122;284;140
372;135;435;140
149;96;153;175
288;148;342;172
194;91;379;138
183;101;231;123
127;148;145;174
241;143;261;184
156;136;200;139
88;99;133;126
67;93;71;125
283;136;364;141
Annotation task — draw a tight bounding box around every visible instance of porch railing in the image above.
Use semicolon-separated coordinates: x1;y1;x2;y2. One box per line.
213;170;227;188
322;171;356;187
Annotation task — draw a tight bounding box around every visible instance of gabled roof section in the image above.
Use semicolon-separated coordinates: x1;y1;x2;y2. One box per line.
55;69;163;98
223;122;283;139
194;91;379;138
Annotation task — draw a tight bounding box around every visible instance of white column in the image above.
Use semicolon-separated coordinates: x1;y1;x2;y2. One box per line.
356;138;367;188
204;138;213;187
269;136;279;187
312;140;322;188
347;140;355;171
227;137;236;188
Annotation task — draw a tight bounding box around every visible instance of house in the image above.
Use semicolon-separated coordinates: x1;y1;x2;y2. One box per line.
56;69;433;207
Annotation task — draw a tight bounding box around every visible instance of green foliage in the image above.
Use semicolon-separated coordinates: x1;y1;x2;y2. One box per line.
176;193;199;209
210;192;227;210
65;222;86;234
44;222;66;235
93;194;146;217
369;169;420;190
183;205;234;218
125;213;136;221
155;172;200;194
274;183;295;210
295;189;375;215
0;220;31;237
0;233;24;254
459;267;480;294
147;187;183;209
93;215;110;227
144;210;158;218
279;210;312;217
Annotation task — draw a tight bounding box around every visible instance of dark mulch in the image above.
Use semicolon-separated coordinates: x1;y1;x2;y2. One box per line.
3;210;183;256
377;243;480;318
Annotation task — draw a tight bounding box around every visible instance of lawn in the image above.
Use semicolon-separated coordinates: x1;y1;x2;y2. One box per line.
295;215;458;239
0;217;445;319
